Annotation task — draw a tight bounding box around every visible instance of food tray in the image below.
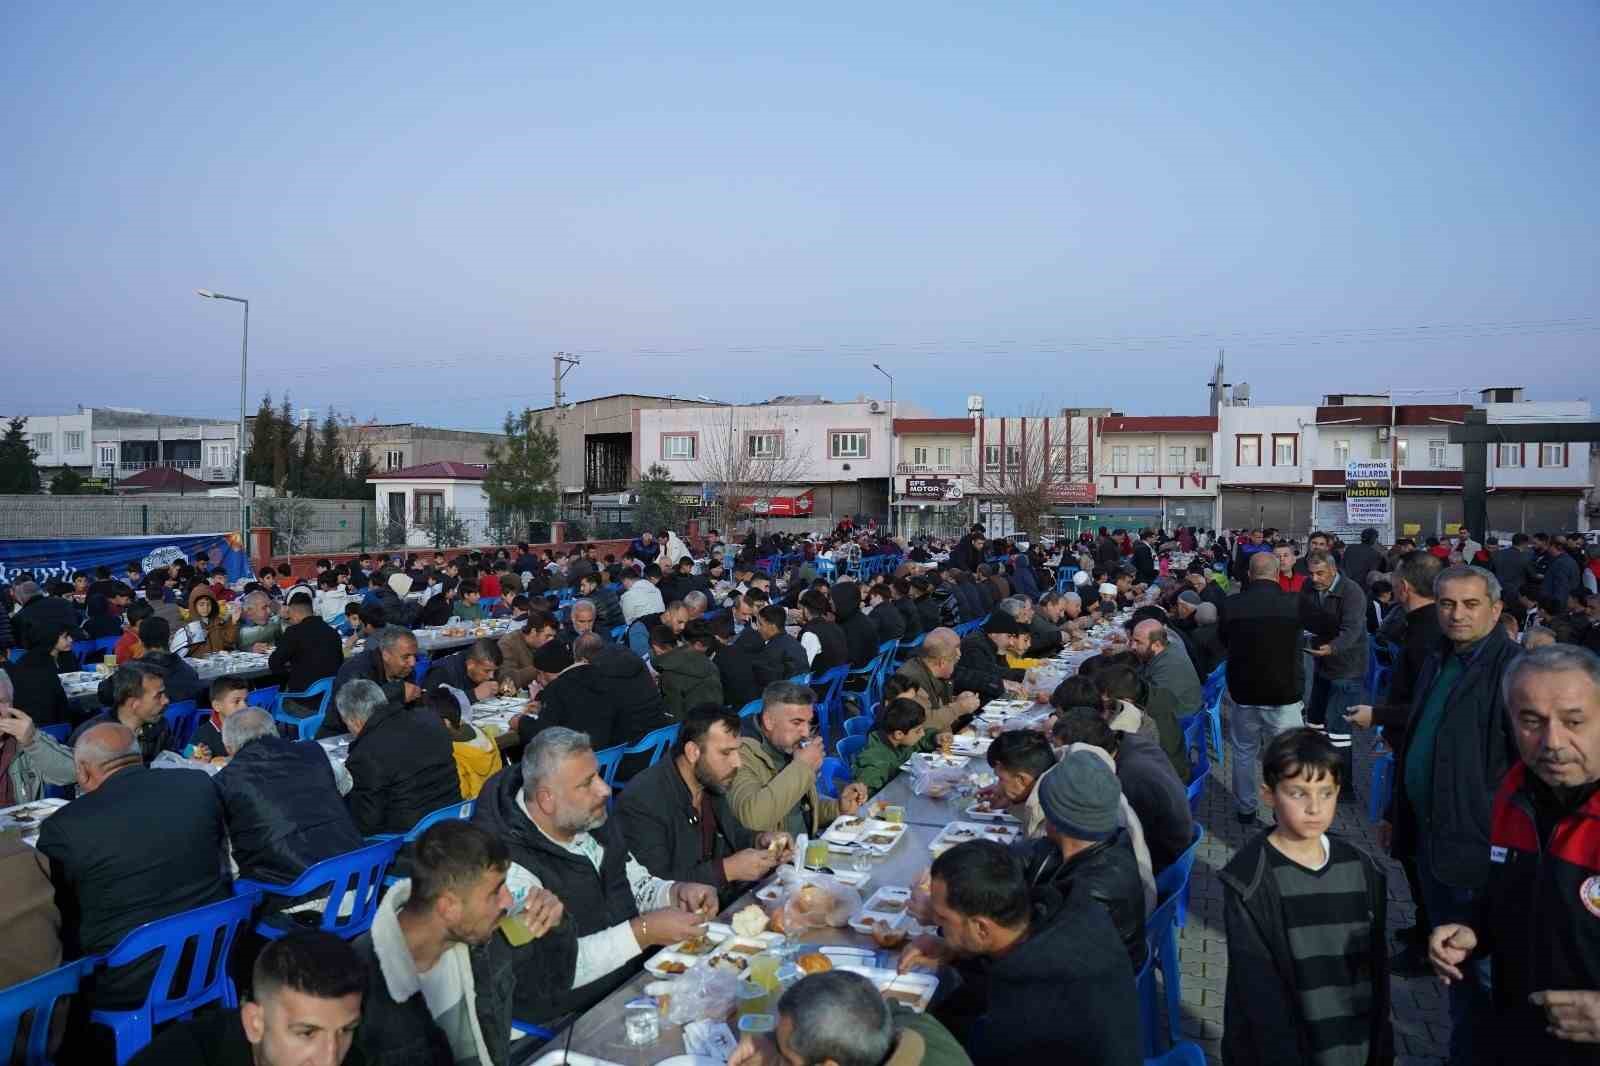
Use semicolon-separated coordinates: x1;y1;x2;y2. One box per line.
948;735;992;757
820;817;908;855
909;752;969;772
644;926;732;977
0;799;67;830
980;699;1034;718
928;821;1019;855
471;697;527;714
835;966;938;1013
961;798;1021;824
850;887;914;936
702;936;772;976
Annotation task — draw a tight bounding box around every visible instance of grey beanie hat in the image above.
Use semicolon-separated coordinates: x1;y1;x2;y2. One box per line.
1038;749;1121;841
1177;589;1203;606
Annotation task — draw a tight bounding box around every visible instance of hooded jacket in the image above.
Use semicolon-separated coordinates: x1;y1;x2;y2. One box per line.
1021;828;1147;968
1218;832;1392;1066
344;702;462;837
729;716;840;836
7;646;74;728
569;645;674;755
216;734;365;887
653;647;724;720
833;583;881;669
449;721;503;800
954;881;1140;1066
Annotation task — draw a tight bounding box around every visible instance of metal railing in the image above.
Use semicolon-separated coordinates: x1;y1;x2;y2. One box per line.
895;462;976;475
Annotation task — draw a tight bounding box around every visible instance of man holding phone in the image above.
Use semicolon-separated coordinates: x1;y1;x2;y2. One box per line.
730;681;868;837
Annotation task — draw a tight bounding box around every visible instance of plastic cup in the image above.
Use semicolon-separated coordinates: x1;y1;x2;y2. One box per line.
623;997;660;1046
805;839;830;868
749;953;780;993
736;980;769;1019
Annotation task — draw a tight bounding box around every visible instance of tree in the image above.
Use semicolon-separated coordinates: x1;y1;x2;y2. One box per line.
273;395;294;490
483;408;560;538
634;463;678;534
0;417;42;494
257;495;315;555
246;394;278;486
414;507;470;549
312;411;346;497
692;411;813;533
49;468;94;495
986;409;1078;536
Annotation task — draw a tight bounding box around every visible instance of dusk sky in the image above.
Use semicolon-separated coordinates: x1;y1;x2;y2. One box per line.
4;3;1595;430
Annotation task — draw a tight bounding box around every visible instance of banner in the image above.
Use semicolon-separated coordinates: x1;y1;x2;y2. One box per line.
1344;461;1392;527
903;477;964;502
740;490;815;517
0;533;251;585
1048;482;1098;505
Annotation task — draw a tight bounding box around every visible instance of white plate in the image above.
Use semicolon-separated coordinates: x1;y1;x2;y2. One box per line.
836;965;939;1012
928;821;1017;854
654;1057;724;1066
822;818;907;856
643;950;699;978
948;735;992;757
961;800;1020;824
909;752;969;771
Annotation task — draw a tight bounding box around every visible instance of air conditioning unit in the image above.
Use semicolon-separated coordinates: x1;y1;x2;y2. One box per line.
1377;427;1391;441
869;400;883;413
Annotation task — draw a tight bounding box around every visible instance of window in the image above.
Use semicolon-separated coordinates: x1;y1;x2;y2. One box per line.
960;446;974;469
1049;445;1069;473
414;491;444;522
207;444;232;470
936;446;953;468
385;449;405;470
984;445;1001;470
1498;443;1522;468
1236;435;1261;467
1136;445;1157;474
1395;438;1408;467
1272;433;1298;467
1428;439;1447;468
1110;446;1130;473
1332;439;1350;467
1005;445;1022;470
662;434;697;460
746;432;781;460
1070;444;1089;476
30;432;52;455
1193;445;1208;465
1167;446;1187;472
1539;443;1565;467
64;431;84;453
97;444;117;470
830;431;868;460
911;446;928;467
387;492;406;523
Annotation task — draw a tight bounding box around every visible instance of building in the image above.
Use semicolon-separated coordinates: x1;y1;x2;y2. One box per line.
637;395;893;530
329;421;506;475
892;418;976;536
367;461;490;548
1216;386;1592;539
1095;415;1220;530
2;407;243;490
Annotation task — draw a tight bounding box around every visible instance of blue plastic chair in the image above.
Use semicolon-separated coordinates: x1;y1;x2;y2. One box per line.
412;655;431;684
1180;715;1209;814
0;956;96;1066
90;892;262;1065
234;837;402;941
608;624;628;643
612;723;681;789
1134;943;1159;1057
1144;887;1186;1055
817;755;850;799
593;745;625;787
1200;662;1226;754
842;714;874;738
41;723;71;744
378;800;477;887
1368;751;1395;824
1155;825;1205;928
162;700;204;749
1146;1041;1206;1066
273;676;334;741
787;673;810;686
837;733;868;766
809;665;849;738
511;1019;557;1042
71;635;120;668
737;698;763;720
895;633;925;661
245;685;281;711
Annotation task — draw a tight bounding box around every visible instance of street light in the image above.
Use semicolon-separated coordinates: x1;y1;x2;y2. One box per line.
197;289;249;547
872;363;895;536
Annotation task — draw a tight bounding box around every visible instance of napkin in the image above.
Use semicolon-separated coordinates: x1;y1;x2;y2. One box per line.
684;1020;739;1061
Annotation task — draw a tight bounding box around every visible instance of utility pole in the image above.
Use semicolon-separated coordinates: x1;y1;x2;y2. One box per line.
552;352;582;418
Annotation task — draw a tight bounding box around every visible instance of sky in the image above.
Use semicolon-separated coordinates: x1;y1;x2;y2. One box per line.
3;2;1596;431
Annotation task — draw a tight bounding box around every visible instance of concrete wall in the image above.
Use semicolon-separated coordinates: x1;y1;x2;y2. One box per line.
640;400;893;485
0;494;377;553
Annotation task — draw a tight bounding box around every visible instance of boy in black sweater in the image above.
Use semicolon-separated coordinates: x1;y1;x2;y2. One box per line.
1219;728;1392;1066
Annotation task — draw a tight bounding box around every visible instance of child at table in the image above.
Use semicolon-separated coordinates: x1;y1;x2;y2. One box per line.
428;686;502;799
188;675;249;764
1219;728;1392;1066
849;697;950;793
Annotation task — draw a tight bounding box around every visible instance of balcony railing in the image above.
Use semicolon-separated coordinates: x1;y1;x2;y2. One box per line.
896;462;976;475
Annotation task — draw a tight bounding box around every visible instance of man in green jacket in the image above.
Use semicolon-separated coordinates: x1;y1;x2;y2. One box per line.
730;681;868;836
894;628;981;732
851;698;951;793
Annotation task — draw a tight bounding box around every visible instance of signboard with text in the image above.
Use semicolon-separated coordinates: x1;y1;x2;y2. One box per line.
1345;460;1392;527
903;477;964;501
1047;482;1098;505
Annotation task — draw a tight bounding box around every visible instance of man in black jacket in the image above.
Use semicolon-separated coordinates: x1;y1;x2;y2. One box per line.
866;583;905;647
422;638;503;703
751;605;808;687
1341;526;1388;589
9;580;84;652
37;722;229;1011
1385;564;1520;1064
335;679;461;837
471;728;716;1025
1298;548;1368;800
267;598;344;710
953;613;1027;703
1131;529;1158;585
74;660;181;764
616;705;788;906
901;840;1139;1066
215;708;364;888
332;625;420;720
832;581;880;669
1219;552;1306;825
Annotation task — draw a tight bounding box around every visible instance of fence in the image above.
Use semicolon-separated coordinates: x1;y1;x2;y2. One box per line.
0;496;378;555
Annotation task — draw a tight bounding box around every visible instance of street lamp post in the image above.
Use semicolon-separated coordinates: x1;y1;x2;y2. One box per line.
196;289;249;548
872;363;895;537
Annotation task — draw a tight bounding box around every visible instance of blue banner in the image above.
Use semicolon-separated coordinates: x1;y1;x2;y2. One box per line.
0;534;251;585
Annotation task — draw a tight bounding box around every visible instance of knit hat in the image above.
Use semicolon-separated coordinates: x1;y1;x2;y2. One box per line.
1098;583;1118;599
1195;603;1219;625
387;572;414;598
1177;590;1202;606
533;641;574;673
1037;749;1121;841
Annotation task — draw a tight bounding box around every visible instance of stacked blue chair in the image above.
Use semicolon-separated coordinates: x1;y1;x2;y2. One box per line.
162;700;205;750
90;892;262;1064
272;676;335;741
817;756;850;799
1181;715;1210;815
1154;826;1205;928
234;838;402;941
1143;886;1186;1055
842;714;874;738
837;733;868;767
0;956;96;1066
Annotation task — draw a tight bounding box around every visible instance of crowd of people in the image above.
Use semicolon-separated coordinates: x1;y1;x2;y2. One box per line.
0;516;1595;1066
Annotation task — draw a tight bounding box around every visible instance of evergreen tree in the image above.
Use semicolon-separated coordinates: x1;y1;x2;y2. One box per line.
297;421;316;495
273;395;294;489
315;411;346;497
635;463;678;533
246;395;277;485
483;408;560;532
50;468;91;495
0;417;42;494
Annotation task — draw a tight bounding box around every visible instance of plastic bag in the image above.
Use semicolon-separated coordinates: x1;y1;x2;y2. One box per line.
768;868;861;932
907;760;966;798
664;959;743;1026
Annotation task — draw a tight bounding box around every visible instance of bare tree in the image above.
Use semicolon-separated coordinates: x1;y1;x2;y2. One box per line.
985;409;1084;536
651;411;814;533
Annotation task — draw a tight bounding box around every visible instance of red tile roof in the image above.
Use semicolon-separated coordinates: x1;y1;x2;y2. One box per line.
893;418;972;434
367;461;487;481
1098;416;1217;433
114;466;214;494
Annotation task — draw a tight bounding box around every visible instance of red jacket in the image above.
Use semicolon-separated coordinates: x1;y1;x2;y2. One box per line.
1479;763;1600;1065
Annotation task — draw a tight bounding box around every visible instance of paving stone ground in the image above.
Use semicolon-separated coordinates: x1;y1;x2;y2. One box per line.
1173;719;1451;1065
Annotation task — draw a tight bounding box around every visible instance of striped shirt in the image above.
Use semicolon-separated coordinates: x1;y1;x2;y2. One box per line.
1266;836;1374;1066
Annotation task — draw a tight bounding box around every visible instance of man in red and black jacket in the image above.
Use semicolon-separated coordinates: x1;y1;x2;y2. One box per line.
1429;644;1600;1065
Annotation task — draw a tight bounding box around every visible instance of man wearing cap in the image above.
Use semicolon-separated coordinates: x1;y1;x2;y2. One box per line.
1023;751;1148;968
1184;565;1227;612
953;614;1028;704
513;640;583;747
